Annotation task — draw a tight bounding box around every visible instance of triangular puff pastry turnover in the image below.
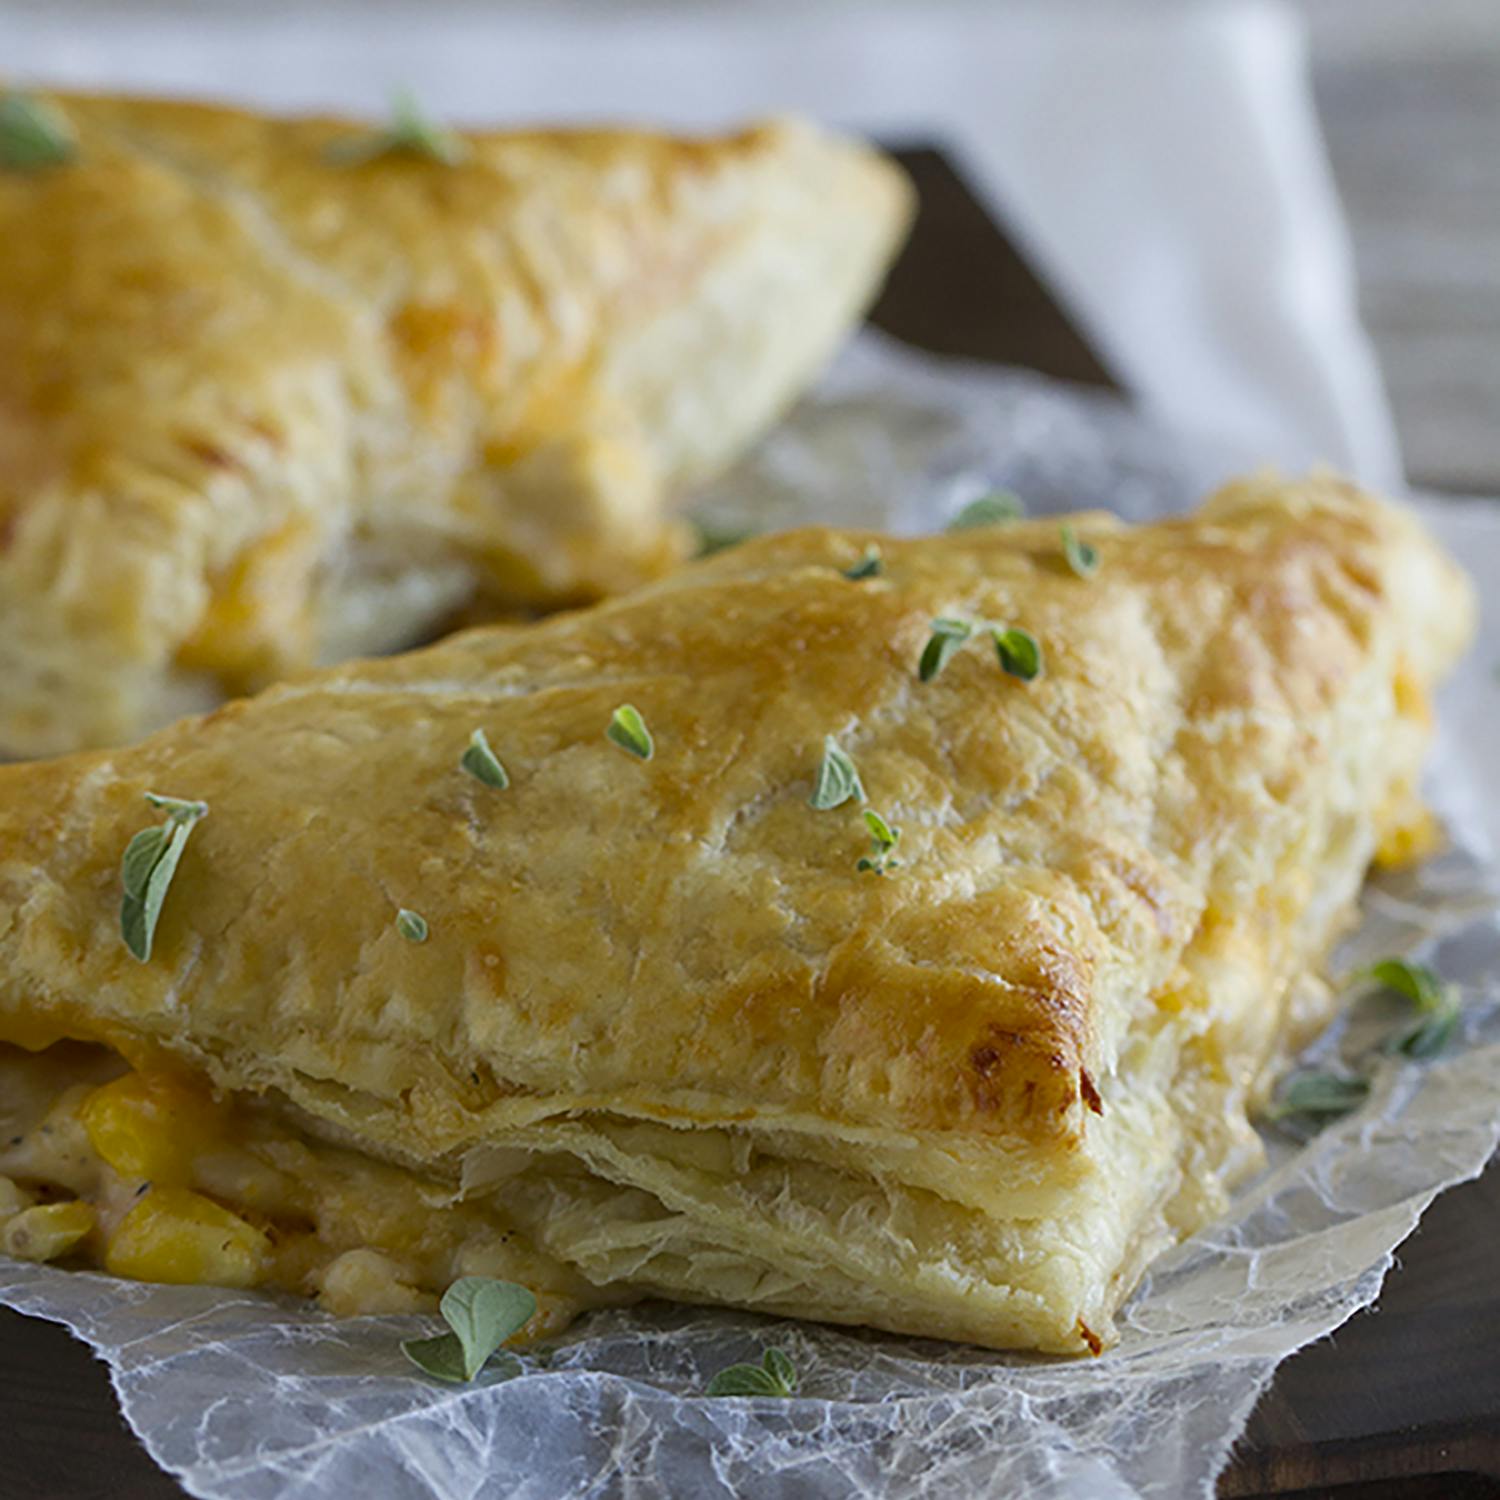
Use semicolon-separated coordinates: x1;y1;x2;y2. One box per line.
0;90;911;755
0;476;1473;1353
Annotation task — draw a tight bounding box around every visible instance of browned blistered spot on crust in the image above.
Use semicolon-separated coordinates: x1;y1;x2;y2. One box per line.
957;935;1098;1130
1076;1319;1103;1356
968;1023;1075;1120
183;438;232;465
1080;1068;1103;1116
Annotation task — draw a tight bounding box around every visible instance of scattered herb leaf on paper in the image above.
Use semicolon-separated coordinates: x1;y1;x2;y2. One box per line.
402;1277;537;1384
706;1346;800;1398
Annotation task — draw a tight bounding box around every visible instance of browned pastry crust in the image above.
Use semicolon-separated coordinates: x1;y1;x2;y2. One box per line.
0;89;912;754
0;475;1473;1352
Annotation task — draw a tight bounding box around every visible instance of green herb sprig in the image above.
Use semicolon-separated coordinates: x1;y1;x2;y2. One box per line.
396;908;429;943
0;93;76;172
606;704;654;760
402;1277;537;1384
1361;957;1462;1058
460;728;509;789
327;89;467;167
120;794;209;963
918;616;1043;683
1266;956;1463;1135
1059;523;1099;579
1266;1069;1370;1124
1361;957;1447;1014
692;519;757;557
918;618;973;682
705;1346;800;1398
948;492;1024;530
992;625;1042;681
857;809;900;875
842;546;883;581
1388;1005;1461;1060
809;736;865;810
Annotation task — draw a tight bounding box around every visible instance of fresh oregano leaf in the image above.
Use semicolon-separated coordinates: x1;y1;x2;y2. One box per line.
327;89;467;167
706;1347;800;1398
442;1277;537;1379
691;518;756;557
400;1332;471;1383
761;1347;800;1393
947;492;1024;530
706;1364;781;1397
918;617;973;681
1059;523;1099;579
402;1276;537;1383
991;625;1043;681
128;817;194;957
809;736;865;810
0;93;76;172
857;808;901;875
863;808;898;854
1361;957;1462;1059
1266;1069;1369;1123
841;546;883;581
1386;1005;1461;1060
119;795;208;963
606;704;654;760
1361;957;1449;1014
396;908;429;943
460;728;509;789
120;827;170;903
401;1336;523;1385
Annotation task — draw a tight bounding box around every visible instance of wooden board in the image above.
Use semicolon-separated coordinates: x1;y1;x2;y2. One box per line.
3;143;1498;1500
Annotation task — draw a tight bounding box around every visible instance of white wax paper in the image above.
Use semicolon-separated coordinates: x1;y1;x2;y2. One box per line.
4;333;1498;1500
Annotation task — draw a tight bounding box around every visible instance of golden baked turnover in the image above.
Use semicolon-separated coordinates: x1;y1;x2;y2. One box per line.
0;475;1472;1353
0;88;911;754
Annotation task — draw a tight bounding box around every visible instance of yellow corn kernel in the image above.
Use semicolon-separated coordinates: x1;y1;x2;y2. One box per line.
317;1248;432;1317
105;1187;268;1288
1;1201;96;1262
80;1072;221;1187
0;1176;34;1221
1375;808;1443;871
1392;660;1432;727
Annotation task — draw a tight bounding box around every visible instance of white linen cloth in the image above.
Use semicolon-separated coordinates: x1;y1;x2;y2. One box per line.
3;0;1400;488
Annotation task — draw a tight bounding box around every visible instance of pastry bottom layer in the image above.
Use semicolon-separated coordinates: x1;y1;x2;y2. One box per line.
0;992;1295;1357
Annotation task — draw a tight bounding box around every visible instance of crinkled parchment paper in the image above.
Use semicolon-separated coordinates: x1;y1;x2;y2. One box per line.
4;333;1499;1500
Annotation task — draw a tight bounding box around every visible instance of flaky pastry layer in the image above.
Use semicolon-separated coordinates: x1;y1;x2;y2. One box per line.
0;89;911;754
0;475;1474;1352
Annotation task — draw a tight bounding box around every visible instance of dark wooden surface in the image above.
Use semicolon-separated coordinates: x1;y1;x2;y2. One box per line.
3;144;1497;1500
